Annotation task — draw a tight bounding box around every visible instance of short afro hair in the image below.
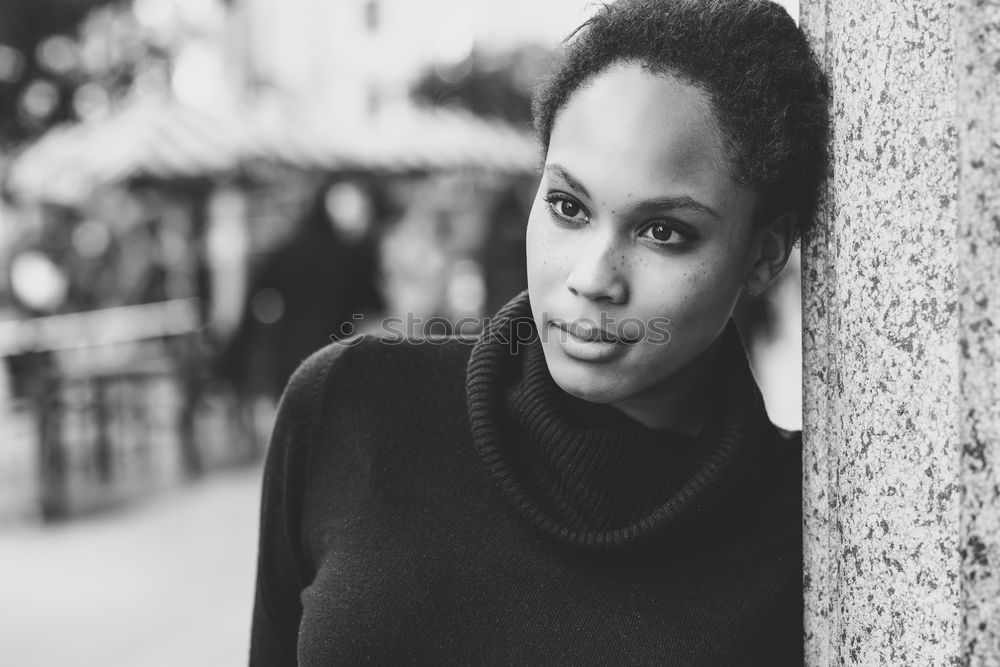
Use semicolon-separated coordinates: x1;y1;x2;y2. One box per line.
532;0;829;235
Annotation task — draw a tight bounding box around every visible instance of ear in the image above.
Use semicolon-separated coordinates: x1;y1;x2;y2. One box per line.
743;211;797;297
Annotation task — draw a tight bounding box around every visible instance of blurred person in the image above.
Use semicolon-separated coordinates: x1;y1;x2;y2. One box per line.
481;181;531;316
219;181;385;401
377;186;451;319
250;0;827;664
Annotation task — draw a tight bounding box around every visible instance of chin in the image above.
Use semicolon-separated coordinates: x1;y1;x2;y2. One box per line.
544;354;628;405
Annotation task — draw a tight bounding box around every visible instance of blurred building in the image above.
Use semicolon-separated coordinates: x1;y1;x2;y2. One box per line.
0;0;803;522
230;0;601;120
0;0;597;522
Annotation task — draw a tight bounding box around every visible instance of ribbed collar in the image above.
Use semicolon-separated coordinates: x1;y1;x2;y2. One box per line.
466;290;773;552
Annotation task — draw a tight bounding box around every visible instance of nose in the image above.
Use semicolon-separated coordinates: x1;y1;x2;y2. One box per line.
565;231;627;304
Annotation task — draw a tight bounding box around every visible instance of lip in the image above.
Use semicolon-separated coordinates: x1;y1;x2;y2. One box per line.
548;319;634;363
550;318;638;344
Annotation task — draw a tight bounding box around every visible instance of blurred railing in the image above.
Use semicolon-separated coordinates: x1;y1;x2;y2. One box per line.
1;300;264;522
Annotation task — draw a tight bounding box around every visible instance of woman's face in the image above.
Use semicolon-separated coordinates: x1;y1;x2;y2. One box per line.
526;63;767;428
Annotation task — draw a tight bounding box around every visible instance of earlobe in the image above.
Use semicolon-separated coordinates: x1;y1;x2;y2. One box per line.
742;280;764;299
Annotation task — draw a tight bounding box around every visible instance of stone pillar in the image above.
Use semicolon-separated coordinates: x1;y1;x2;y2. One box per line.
800;1;1000;664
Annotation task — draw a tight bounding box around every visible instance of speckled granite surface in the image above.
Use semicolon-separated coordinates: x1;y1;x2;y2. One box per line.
799;0;1000;664
956;1;1000;664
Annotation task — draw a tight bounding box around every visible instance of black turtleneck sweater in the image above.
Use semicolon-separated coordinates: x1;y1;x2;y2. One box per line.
249;292;804;666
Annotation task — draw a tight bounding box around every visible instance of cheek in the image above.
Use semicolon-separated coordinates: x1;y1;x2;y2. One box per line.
525;209;563;287
676;260;737;313
712;231;756;291
636;245;746;324
688;224;757;289
670;244;751;320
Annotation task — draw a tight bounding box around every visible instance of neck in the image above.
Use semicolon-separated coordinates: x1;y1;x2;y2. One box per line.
610;332;727;435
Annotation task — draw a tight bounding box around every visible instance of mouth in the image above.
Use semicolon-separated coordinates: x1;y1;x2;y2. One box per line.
550;319;638;345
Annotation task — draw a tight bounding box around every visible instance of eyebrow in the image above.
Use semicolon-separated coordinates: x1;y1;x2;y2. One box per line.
546;164;592;200
631;196;723;222
545;163;723;222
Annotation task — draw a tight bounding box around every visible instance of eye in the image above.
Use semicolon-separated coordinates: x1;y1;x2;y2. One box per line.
542;193;589;225
638;221;692;248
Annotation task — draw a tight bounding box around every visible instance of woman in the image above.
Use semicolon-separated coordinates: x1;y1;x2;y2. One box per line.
250;0;828;664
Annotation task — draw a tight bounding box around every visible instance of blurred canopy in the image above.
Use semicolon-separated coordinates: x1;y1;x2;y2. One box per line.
5;101;539;204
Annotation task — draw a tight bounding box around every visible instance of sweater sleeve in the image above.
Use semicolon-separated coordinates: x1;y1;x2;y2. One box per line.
249;342;349;666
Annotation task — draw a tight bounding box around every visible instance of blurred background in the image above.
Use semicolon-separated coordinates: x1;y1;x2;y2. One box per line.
0;0;800;664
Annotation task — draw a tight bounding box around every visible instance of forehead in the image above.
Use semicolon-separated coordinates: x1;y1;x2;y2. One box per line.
546;63;737;205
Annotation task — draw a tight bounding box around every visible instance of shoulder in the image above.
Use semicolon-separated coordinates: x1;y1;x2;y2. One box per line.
271;332;476;472
754;422;803;524
279;333;476;424
771;425;803;471
276;335;477;524
769;424;803;469
773;423;802;447
285;332;474;387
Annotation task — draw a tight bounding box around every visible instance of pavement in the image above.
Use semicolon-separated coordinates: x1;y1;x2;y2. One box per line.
0;464;264;667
